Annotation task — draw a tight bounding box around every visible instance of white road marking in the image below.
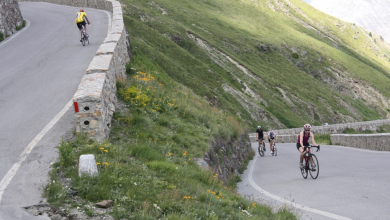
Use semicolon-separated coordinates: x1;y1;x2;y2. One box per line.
248;154;352;220
0;20;30;47
0;100;73;205
0;4;112;205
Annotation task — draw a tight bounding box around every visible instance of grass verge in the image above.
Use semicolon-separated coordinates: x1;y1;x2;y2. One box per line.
44;59;297;219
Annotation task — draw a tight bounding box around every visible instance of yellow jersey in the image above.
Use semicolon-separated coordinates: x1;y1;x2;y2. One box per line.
75;12;87;23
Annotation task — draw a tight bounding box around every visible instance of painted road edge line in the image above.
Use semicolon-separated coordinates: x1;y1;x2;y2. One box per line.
248;154;352;220
0;99;73;205
0;19;30;47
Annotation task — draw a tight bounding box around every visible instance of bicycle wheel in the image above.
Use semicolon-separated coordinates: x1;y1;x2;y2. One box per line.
81;34;85;46
274;145;277;156
309;154;319;179
258;143;264;157
301;158;308;179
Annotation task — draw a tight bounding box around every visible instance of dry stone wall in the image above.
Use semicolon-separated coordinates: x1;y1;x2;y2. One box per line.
273;119;390;135
0;0;23;37
331;134;390;151
249;119;390;151
19;0;131;142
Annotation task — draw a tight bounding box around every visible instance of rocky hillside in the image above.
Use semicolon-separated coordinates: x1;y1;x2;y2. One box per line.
311;0;390;43
122;0;390;130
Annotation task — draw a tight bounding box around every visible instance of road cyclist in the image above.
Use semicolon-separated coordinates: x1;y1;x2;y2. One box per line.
75;9;91;43
256;126;266;156
297;124;319;170
267;129;277;155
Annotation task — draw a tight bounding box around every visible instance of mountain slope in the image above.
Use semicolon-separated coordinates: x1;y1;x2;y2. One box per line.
311;0;390;43
122;0;390;129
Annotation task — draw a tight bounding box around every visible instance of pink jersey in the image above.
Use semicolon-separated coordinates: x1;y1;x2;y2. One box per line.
297;132;310;144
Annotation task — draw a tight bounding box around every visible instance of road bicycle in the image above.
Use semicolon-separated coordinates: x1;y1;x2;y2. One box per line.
300;145;320;179
257;139;265;157
80;25;89;46
271;139;277;156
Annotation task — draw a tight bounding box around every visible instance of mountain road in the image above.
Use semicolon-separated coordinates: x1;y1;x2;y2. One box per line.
237;143;390;220
0;2;109;219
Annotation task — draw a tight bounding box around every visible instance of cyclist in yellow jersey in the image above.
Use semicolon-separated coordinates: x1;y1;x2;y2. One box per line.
75;9;90;42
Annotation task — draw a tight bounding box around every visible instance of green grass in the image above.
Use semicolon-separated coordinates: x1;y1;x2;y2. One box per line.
45;63;297;219
120;0;390;130
44;0;390;218
377;125;390;133
342;128;374;134
314;134;331;145
0;20;26;42
0;32;4;42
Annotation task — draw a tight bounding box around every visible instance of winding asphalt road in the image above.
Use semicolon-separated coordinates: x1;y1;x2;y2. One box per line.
237;143;390;220
0;2;108;219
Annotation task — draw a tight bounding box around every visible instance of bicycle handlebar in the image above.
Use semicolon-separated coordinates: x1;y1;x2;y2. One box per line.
310;145;320;152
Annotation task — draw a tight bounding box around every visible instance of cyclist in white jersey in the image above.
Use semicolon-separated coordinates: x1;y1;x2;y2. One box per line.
267;129;277;155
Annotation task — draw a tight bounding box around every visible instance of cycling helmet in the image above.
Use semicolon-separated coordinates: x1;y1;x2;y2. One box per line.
257;126;261;129
269;129;274;134
304;124;311;130
80;9;84;12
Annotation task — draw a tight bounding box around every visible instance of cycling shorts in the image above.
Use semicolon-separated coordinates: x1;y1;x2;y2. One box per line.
77;21;86;29
297;143;309;151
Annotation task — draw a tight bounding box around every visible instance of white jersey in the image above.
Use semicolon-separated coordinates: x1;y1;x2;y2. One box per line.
268;132;276;139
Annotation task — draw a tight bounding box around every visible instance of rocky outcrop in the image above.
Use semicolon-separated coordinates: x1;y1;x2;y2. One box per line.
204;134;253;184
0;0;23;38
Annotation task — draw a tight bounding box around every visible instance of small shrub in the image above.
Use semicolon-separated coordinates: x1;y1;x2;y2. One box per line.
342;128;358;134
146;161;180;174
292;53;299;59
130;145;164;161
56;140;76;167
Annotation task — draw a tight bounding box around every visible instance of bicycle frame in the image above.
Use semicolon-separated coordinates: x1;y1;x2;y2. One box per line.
301;145;320;179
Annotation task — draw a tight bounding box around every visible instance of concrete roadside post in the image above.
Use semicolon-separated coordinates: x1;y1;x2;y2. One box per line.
78;154;98;177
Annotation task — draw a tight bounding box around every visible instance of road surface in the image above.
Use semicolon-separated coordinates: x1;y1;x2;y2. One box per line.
238;143;390;220
0;2;109;219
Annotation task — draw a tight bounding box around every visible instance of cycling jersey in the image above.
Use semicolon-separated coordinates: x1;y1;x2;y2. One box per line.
256;129;264;138
297;131;310;144
268;132;276;139
75;12;87;23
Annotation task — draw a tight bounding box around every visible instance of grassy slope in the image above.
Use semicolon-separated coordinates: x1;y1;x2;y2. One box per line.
44;0;390;219
123;0;390;129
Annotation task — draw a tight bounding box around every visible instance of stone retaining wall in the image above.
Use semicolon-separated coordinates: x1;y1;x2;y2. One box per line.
0;0;23;38
331;134;390;151
274;119;390;135
19;0;131;142
249;122;390;151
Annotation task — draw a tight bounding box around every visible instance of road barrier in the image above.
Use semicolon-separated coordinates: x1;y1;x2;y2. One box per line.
331;133;390;151
19;0;131;142
250;120;390;151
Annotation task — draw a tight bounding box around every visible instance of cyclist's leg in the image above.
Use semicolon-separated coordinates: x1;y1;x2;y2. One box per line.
261;138;265;149
268;138;272;151
77;23;82;39
84;21;88;35
298;144;308;163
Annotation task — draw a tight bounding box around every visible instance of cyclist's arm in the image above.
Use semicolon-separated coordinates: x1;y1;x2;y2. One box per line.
299;131;304;148
310;132;318;146
84;15;90;24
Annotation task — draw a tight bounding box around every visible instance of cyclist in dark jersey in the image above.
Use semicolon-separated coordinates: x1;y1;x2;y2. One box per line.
256;126;265;150
297;124;318;169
